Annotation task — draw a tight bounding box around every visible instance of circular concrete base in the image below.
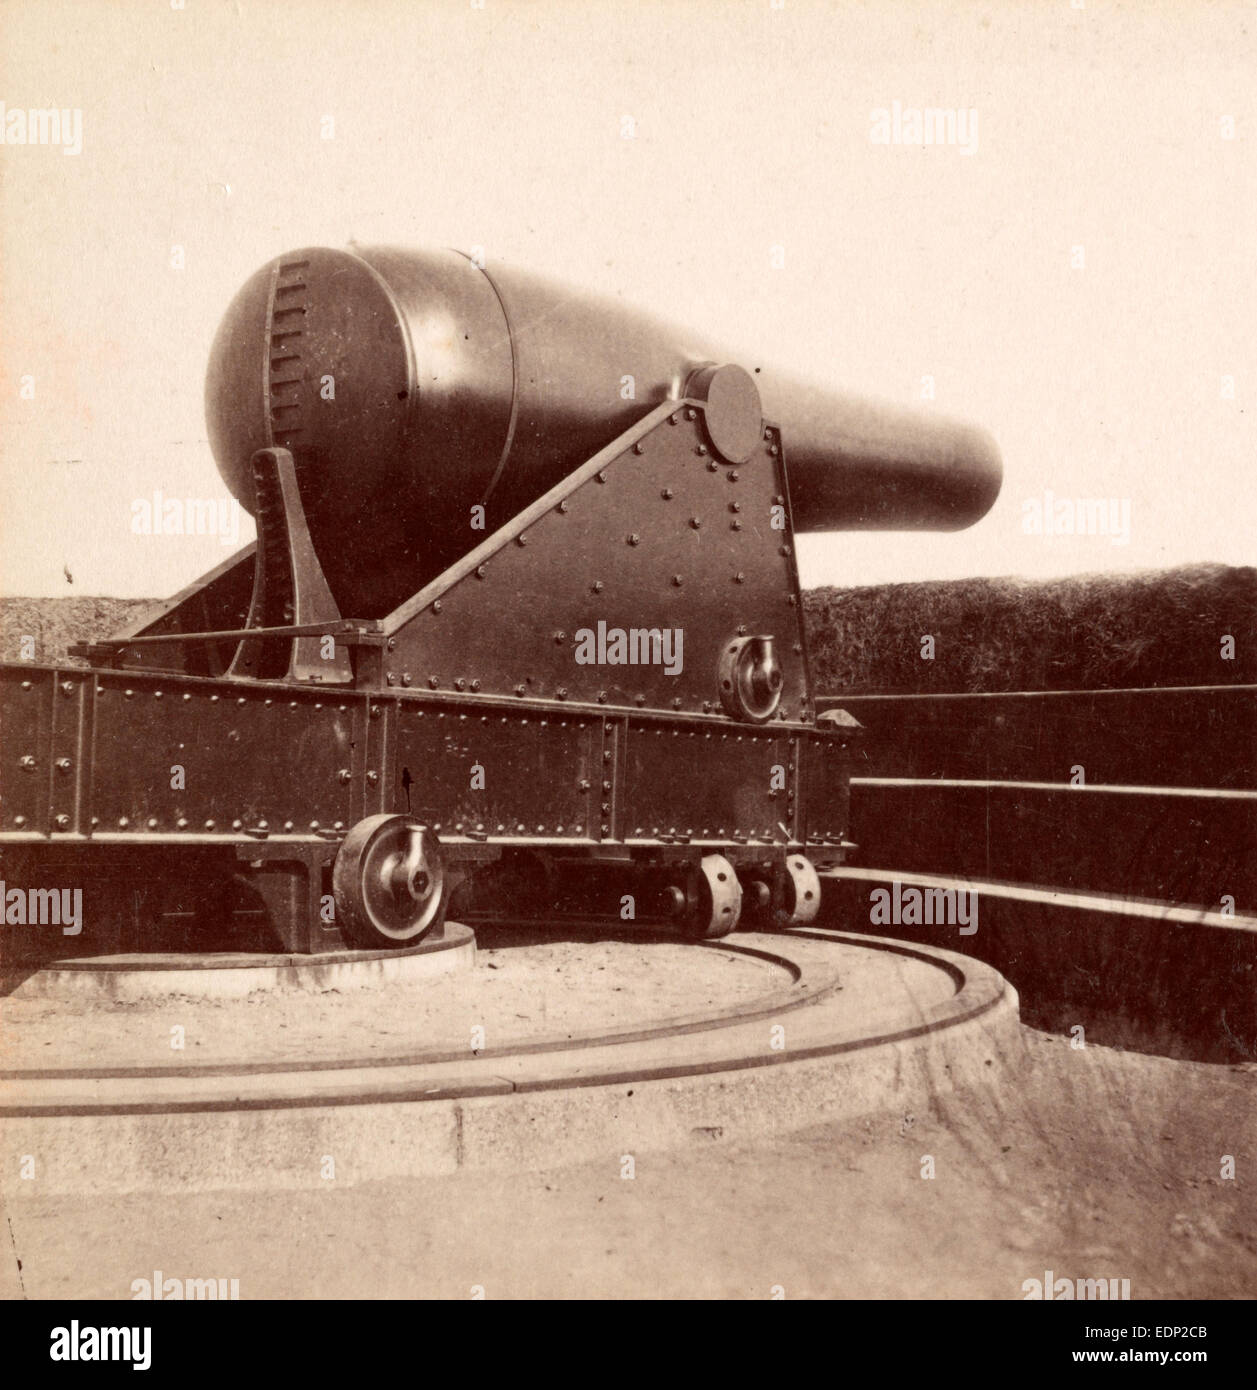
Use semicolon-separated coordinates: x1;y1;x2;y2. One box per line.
0;928;1021;1193
4;923;475;1001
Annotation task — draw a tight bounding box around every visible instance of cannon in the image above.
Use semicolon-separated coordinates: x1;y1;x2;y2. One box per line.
0;246;1001;957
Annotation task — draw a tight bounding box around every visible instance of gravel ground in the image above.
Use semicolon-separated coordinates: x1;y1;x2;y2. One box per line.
3;1028;1252;1299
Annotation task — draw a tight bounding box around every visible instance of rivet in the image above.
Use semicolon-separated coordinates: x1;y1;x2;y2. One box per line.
635;694;645;705
455;678;466;690
206;820;216;830
633;442;646;455
432;600;443;614
237;697;246;705
55;757;71;772
147;817;158;829
600;824;610;835
597;690;607;703
370;705;381;718
627;533;640;546
401;672;413;686
333;821;344;831
706;460;718;472
125;689;134;699
265;698;274;707
338;769;352;785
734;572;745;583
737;624;748;635
118;817;129;828
597;471;607;484
470;679;481;691
60;681;75;696
386;672;396;686
768;445;779;457
731;520;742;531
366;771;378;785
730;502;741;513
780;545;791;556
517;533;528;546
695;444;708;456
476;564;487;578
764;427;773;441
774;495;784;505
668;412;678;425
558;500;570;513
55;814;70;830
182;692;192;701
20;680;31;690
661;487;674;500
729;470;739;480
556;687;567;699
554;631;566;643
591;580;604;593
603;750;613;761
177;818;188;829
787;595;797;606
283;820;294;831
154;690;163;699
689;517;701;529
387;637;397;650
310;820;320;830
672;575;683;586
515;683;526;696
672;697;682;708
211;694;219;703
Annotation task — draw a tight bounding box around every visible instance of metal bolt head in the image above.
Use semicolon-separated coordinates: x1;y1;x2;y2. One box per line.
556;687;567;699
579;779;591;791
54;814;70;829
554;631;566;644
470;679;481;691
514;683;526;696
402;672;412;687
686;407;697;420
591;580;604;593
432;600;442;614
55;757;71;772
517;533;528;546
455;677;466;690
337;768;352;785
387;638;397;650
689;516;701;529
19;755;36;771
386;672;396;686
695;444;708;456
366;770;379;785
661;487;674;500
627;533;641;546
60;681;75;696
672;574;683;586
475;564;487;578
633;442;646;455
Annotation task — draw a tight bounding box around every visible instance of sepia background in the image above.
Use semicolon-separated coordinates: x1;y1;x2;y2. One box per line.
0;0;1253;598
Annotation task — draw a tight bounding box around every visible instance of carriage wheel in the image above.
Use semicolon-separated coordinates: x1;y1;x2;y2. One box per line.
333;814;446;948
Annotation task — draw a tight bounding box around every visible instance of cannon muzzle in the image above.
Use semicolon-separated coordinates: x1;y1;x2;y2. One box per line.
206;246;1001;616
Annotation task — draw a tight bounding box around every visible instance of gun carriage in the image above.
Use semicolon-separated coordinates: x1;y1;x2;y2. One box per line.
0;247;1000;955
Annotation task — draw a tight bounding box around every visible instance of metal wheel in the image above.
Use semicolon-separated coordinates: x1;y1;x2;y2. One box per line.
782;853;821;925
333;814;446;948
684;853;743;939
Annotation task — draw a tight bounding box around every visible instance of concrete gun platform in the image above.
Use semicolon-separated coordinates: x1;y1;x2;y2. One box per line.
0;927;1020;1192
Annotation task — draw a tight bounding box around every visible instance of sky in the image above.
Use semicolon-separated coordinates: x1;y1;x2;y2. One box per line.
1;0;1253;598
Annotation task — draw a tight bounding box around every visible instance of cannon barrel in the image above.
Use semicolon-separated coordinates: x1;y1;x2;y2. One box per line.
206;245;1001;617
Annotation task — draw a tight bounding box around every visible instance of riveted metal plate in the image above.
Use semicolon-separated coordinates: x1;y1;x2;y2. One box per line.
621;723;789;842
0;666;56;833
90;674;356;833
395;706;596;837
387;407;811;719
